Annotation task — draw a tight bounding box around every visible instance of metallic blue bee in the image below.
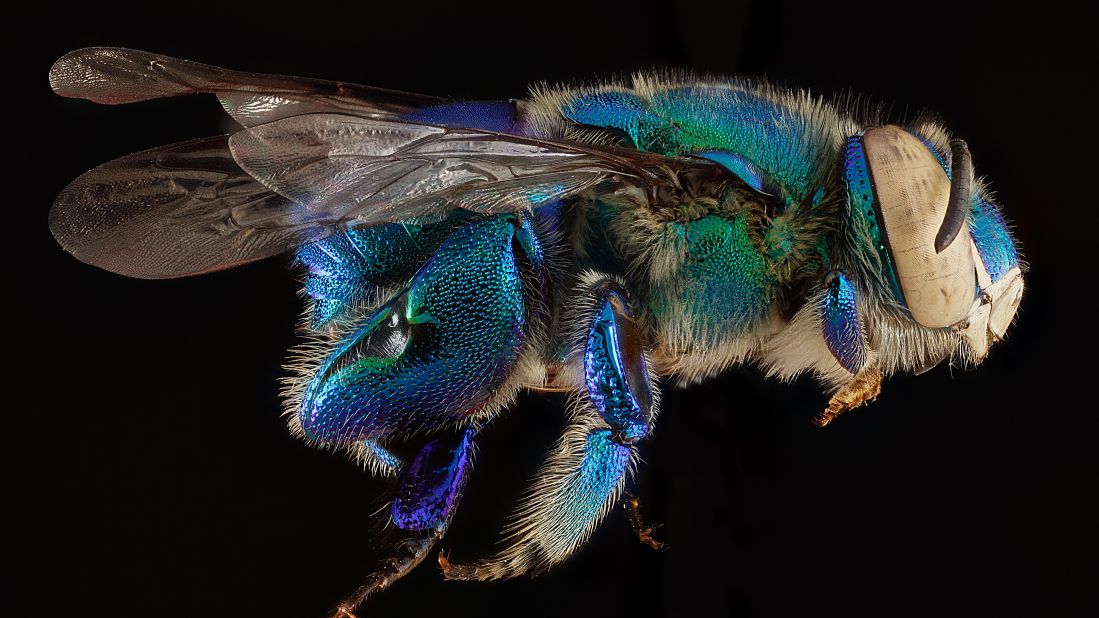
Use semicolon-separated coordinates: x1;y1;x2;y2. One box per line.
49;48;1024;617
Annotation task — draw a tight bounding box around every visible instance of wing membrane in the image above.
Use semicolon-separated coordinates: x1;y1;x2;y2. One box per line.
50;48;721;278
49;124;619;278
49;47;445;126
50;136;335;279
228;114;610;225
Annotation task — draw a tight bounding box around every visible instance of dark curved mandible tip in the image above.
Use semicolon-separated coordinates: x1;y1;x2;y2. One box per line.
935;138;973;253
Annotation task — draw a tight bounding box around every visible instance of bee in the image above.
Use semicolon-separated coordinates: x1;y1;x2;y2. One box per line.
49;48;1024;617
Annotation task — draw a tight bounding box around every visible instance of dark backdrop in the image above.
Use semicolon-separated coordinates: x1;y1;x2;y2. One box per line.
7;2;1096;617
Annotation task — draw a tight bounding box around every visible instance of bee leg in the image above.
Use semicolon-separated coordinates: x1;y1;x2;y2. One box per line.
331;429;476;617
581;278;655;443
623;491;666;551
331;534;437;618
814;269;881;426
440;274;658;580
587;277;665;549
346;439;403;478
819;270;868;375
814;366;883;427
299;215;535;443
439;401;635;580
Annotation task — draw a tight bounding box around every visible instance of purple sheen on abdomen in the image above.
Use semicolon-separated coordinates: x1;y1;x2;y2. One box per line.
400;101;520;134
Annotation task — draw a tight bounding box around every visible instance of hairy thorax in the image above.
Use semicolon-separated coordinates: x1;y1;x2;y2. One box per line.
567;178;838;385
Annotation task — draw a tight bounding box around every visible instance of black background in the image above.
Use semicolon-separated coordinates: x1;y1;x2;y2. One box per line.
7;2;1096;617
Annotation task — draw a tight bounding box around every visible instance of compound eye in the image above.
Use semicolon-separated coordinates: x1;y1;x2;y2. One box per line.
847;125;976;328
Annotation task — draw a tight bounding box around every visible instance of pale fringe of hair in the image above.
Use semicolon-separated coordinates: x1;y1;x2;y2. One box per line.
444;270;661;580
757;280;966;392
280;301;405;478
280;276;554;478
443;394;637;580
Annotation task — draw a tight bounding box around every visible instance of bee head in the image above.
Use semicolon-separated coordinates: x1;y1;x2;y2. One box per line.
844;124;1023;366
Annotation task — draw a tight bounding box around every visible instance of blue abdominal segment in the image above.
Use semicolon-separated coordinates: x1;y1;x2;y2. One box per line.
300;216;527;443
819;271;866;373
393;429;474;532
584;286;652;444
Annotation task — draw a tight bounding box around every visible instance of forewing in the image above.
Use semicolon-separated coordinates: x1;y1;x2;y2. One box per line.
227;114;613;225
50;48;720;278
50;136;335;279
49;47;445;126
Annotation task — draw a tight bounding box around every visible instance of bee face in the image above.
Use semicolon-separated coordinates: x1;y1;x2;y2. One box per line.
844;123;1023;366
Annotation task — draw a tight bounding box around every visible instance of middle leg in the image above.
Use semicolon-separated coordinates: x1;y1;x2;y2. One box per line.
442;271;660;579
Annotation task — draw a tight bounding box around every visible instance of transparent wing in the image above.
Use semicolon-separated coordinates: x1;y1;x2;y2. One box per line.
49;122;650;278
227;114;614;225
50;48;717;279
49;47;445;126
49;135;333;279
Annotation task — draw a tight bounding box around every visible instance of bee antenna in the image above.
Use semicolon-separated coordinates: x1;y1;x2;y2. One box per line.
935;139;973;253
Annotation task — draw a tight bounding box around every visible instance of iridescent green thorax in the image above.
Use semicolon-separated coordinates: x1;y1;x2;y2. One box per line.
650;214;774;335
559;81;845;344
562;83;837;207
647;87;831;204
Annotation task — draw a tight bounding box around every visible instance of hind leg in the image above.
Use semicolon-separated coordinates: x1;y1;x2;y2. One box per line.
296;214;543;444
299;214;548;613
331;428;476;617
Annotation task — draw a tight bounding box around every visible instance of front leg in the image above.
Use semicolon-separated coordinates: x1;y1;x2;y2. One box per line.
815;366;883;427
815;270;882;426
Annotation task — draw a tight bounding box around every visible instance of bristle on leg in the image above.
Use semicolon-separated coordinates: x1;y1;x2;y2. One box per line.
623;492;666;551
439;400;636;580
814;366;883;427
330;534;438;618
